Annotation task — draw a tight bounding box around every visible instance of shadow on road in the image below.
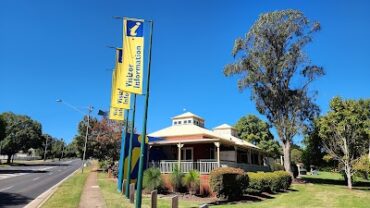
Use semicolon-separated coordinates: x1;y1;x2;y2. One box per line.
0;169;49;174
9;163;70;167
0;192;32;207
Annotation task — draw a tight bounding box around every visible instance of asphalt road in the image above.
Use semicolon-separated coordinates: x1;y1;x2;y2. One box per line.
0;159;82;208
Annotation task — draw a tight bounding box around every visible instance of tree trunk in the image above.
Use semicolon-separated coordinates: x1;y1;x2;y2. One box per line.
282;141;292;176
11;154;14;163
344;162;353;189
7;154;11;164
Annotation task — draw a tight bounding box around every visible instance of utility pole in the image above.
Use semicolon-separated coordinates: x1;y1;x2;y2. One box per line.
60;139;65;160
44;135;48;161
82;106;93;173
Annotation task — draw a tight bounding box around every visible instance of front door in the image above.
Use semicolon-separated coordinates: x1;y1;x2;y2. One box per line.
181;147;193;161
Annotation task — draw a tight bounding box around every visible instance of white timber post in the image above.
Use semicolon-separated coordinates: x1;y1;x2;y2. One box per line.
214;142;220;168
177;143;183;171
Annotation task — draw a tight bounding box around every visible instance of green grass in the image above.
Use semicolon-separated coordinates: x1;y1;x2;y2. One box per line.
42;168;90;208
97;171;370;208
97;172;206;208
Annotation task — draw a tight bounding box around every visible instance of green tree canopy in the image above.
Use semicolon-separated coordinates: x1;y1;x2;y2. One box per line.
1;112;43;163
224;9;323;174
234;115;281;158
317;97;370;189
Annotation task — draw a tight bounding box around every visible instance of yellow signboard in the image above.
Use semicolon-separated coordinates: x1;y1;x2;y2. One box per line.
108;107;124;121
121;18;145;94
110;49;131;109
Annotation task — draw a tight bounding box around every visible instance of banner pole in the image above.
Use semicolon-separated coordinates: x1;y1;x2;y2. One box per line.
117;109;130;192
125;94;137;198
135;20;154;208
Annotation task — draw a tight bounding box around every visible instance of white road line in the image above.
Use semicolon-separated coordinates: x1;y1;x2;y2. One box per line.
0;185;14;192
32;177;40;181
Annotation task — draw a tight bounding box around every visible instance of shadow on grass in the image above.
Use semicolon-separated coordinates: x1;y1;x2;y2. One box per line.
0;192;32;207
303;177;370;187
207;192;279;206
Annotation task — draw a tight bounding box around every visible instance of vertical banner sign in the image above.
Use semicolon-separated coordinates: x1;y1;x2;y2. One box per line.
111;49;131;109
109;107;124;121
122;18;144;94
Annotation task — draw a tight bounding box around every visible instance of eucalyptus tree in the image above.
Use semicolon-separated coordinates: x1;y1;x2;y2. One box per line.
224;10;324;174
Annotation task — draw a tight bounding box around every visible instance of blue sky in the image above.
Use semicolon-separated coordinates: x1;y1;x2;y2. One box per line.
1;0;369;144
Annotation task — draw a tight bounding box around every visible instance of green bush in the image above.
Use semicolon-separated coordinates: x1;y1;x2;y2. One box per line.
274;171;292;190
269;162;284;171
99;160;111;172
170;166;184;192
264;172;281;192
209;167;248;200
183;170;200;194
143;167;162;192
245;172;269;194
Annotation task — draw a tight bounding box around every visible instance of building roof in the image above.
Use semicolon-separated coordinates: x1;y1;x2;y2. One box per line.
213;123;236;130
148;122;259;149
171;112;204;120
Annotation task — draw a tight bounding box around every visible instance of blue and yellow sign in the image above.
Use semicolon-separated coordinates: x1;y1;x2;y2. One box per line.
121;18;144;94
123;133;149;183
111;49;131;110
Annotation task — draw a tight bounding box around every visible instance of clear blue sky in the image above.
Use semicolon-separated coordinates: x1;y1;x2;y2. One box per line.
1;0;369;144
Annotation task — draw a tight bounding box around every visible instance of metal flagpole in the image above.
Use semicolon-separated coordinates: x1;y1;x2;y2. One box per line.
125;94;137;198
117;109;130;192
135;20;154;208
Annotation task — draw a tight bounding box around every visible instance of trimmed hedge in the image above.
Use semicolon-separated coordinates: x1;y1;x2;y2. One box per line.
245;172;269;194
245;171;292;194
209;167;249;200
274;171;292;190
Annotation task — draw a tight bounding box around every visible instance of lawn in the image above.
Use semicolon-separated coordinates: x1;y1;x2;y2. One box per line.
98;171;370;208
97;172;207;208
41;168;90;208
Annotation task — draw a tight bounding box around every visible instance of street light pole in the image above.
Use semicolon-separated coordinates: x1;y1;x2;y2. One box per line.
44;135;48;161
56;99;94;172
81;106;93;173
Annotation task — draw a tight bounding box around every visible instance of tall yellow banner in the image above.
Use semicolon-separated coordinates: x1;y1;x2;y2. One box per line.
109;106;124;121
111;49;131;109
121;18;145;94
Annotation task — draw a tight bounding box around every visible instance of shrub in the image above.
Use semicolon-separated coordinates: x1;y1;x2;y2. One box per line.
170;166;184;192
269;162;284;171
183;170;200;194
264;172;281;192
143;168;162;192
274;171;292;190
99;160;110;172
245;172;269;194
209;167;248;200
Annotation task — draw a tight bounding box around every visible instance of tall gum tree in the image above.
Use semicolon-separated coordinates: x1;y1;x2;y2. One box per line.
224;10;324;174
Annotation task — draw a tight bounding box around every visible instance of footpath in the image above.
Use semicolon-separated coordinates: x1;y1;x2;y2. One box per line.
78;164;107;208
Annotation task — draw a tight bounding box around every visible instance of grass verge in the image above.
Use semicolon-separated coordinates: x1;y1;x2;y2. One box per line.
97;172;205;208
41;168;90;208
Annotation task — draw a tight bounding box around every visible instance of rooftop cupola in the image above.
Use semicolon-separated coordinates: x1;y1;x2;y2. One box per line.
171;112;205;127
213;124;237;137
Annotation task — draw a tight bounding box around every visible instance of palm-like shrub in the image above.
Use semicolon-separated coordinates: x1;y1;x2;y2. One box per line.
143;167;162;192
170;166;184;192
183;170;200;194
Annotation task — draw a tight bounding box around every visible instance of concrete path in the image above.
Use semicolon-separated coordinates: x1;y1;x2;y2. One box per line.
79;167;106;208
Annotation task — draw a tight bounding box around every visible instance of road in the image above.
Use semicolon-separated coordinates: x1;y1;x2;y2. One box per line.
0;159;82;208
